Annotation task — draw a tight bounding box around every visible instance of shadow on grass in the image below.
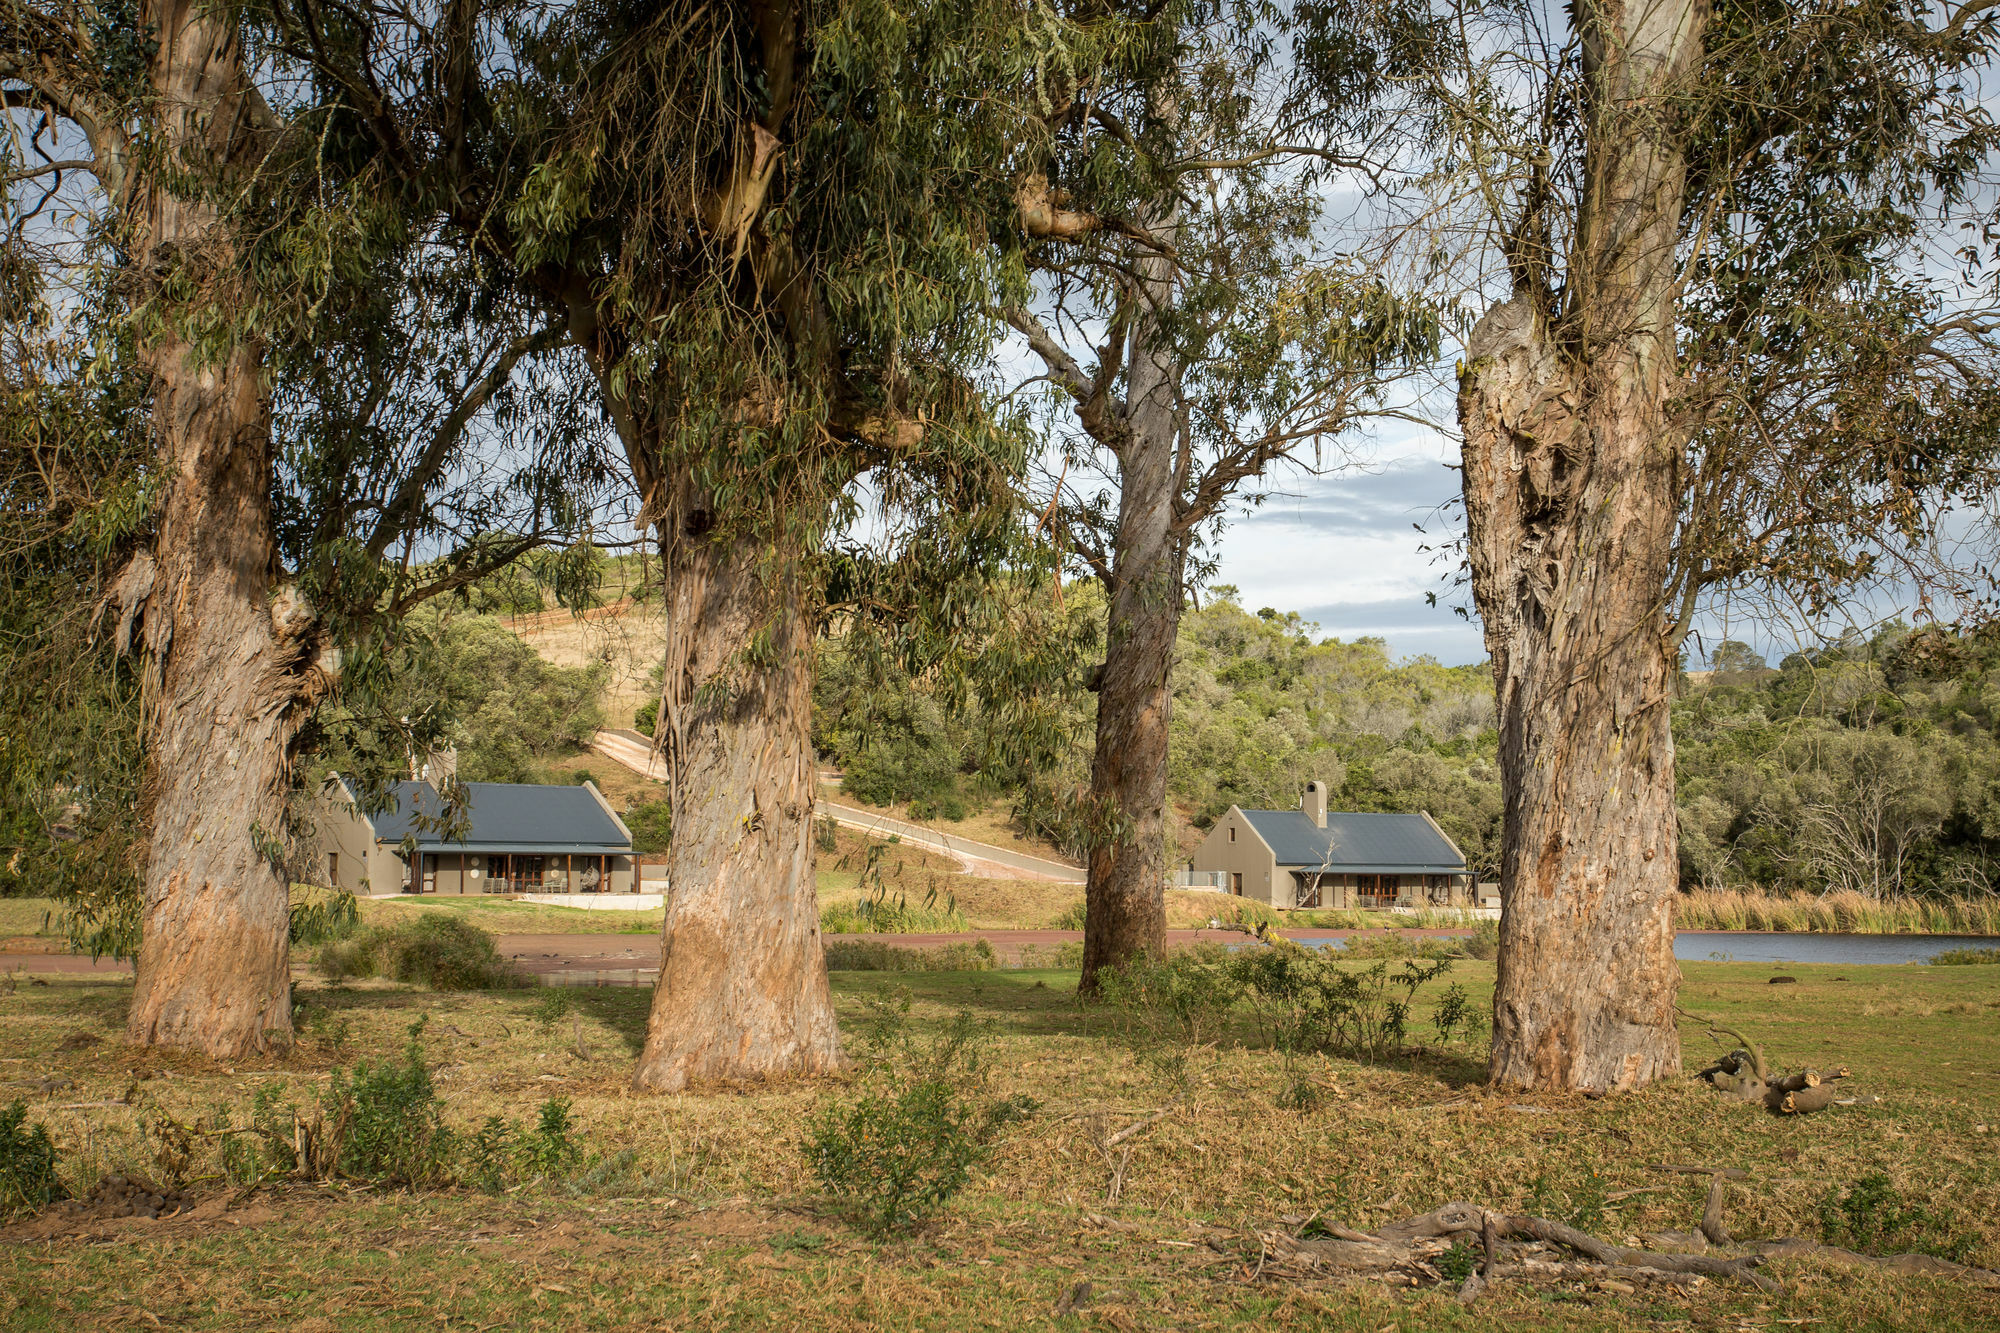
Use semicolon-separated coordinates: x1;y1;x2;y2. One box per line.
563;986;651;1055
829;967;1495;1087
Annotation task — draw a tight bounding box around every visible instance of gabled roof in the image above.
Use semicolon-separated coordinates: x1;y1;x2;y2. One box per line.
1236;809;1464;874
341;778;631;855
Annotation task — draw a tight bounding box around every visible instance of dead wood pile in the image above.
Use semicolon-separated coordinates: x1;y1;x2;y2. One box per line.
1686;1014;1878;1114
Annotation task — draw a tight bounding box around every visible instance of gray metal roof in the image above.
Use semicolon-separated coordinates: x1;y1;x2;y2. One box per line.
348;779;631;855
1238;809;1464;874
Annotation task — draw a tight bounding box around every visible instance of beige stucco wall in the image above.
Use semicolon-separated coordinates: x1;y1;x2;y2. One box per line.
1189;807;1281;907
309;783;377;895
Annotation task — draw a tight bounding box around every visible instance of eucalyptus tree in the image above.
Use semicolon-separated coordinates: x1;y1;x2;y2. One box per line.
254;0;1056;1088
3;1;599;1056
1347;0;2000;1088
1007;0;1435;990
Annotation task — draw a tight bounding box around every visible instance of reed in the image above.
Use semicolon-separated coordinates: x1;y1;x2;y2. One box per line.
1676;889;2000;935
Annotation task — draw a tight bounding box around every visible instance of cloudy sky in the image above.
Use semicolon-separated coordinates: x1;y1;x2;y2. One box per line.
1204;420;1488;664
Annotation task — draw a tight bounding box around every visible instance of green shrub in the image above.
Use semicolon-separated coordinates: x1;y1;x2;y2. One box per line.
316;936;378;982
1817;1172;1971;1261
0;1100;64;1217
315;914;526;990
824;938;996;972
529;987;576;1028
520;1097;583;1178
1232;949;1457;1061
633;699;658;737
806;997;1034;1233
816;816;839;853
1048;900;1087;931
1097;945;1245;1047
328;1020;457;1186
1928;946;2000;966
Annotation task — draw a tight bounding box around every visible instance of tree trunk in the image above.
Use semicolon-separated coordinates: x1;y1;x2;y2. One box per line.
1455;0;1704;1092
632;499;841;1092
125;3;322;1057
1078;203;1183;996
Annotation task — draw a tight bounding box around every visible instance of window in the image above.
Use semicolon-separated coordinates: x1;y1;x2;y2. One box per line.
1228;827;1237;843
326;852;338;884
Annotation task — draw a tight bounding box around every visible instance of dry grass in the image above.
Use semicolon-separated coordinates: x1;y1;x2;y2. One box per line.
1679;889;2000;935
2;959;1997;1329
506;600;665;731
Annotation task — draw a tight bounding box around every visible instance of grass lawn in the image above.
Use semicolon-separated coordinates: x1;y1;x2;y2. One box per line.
2;959;1997;1330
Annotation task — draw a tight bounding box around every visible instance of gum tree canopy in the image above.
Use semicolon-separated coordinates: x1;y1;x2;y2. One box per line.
257;0;1055;1088
1;0;600;1056
1344;0;2000;1089
1008;0;1437;992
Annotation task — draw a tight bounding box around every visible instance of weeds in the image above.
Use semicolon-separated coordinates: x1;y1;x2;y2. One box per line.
1234;951;1460;1061
0;1100;64;1217
806;991;1035;1233
521;1098;582;1178
329;1019;455;1186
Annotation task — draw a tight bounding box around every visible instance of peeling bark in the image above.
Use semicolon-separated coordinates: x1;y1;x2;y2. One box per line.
1078;199;1182;996
632;493;840;1092
123;2;322;1058
1457;0;1707;1091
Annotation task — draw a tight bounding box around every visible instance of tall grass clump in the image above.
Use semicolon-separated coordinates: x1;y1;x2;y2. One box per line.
819;897;969;934
1677;889;2000;935
316;913;527;989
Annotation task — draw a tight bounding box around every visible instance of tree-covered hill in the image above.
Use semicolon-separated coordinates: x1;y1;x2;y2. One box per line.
815;588;2000;899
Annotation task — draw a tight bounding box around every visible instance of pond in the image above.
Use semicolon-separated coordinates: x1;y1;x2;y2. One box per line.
1305;930;2000;965
1670;931;2000;965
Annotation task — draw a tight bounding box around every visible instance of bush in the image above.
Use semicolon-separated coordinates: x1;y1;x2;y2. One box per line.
633;699;658;737
225;1021;579;1193
1097;945;1245;1047
1049;900;1087;931
0;1100;65;1217
1017;940;1085;969
824;938;995;972
330;1020;457;1186
805;996;1033;1233
1817;1172;1971;1261
1232;949;1458;1061
315;914;526;990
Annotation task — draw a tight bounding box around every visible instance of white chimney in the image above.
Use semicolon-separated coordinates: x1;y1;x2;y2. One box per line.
1303;780;1328;829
